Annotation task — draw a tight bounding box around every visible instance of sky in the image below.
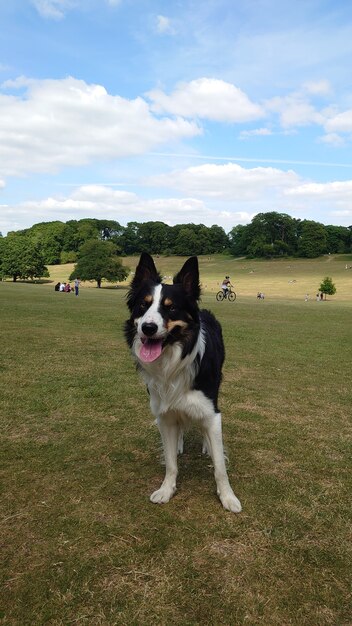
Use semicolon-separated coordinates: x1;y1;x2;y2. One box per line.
1;0;352;236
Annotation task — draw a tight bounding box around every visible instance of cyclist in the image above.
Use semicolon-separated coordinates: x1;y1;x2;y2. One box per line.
221;275;233;298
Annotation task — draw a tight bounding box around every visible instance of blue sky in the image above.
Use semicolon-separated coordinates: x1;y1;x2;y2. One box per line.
1;0;352;235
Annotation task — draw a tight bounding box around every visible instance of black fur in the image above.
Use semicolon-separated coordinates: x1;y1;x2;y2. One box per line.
195;309;224;412
123;253;242;512
124;253;225;411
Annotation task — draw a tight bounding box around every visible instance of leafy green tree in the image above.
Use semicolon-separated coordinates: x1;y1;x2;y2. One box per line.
319;276;336;300
24;221;66;264
116;222;141;255
207;224;229;252
250;212;298;250
228;224;251;256
325;225;351;254
246;235;269;257
76;220;101;248
196;224;215;254
97;220;124;241
297;220;327;258
273;239;290;256
60;250;77;264
62;221;80;253
137;222;172;254
69;239;129;287
229;212;299;257
173;227;203;255
1;234;49;281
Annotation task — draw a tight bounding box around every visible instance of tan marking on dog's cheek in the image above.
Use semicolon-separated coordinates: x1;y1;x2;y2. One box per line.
167;320;188;332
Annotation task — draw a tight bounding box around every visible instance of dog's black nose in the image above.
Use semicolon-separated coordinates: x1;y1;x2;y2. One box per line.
142;322;158;337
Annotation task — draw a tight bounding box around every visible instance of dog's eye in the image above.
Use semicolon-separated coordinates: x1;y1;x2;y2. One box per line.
163;301;175;312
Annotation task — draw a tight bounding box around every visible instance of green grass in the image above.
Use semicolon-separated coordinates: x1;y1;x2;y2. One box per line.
1;256;351;625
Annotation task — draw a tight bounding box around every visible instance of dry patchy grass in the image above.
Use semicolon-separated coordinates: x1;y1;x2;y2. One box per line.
1;261;351;625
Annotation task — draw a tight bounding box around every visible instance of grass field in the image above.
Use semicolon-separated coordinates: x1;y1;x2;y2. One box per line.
1;255;351;625
46;252;352;301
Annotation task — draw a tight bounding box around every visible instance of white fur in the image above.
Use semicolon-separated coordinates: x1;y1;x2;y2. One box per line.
132;287;241;513
136;284;166;339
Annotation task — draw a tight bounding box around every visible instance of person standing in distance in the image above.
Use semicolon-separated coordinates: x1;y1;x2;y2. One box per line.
74;277;80;296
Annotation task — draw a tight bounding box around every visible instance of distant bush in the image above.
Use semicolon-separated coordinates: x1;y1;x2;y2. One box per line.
60;250;77;264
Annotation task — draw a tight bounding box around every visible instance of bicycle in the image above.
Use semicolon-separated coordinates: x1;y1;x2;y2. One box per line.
216;288;236;302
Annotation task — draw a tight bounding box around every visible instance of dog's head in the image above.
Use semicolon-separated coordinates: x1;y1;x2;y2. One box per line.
125;252;201;363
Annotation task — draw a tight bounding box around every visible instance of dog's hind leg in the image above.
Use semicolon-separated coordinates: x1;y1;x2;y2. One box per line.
203;413;242;513
177;428;184;454
201;438;209;455
150;415;179;504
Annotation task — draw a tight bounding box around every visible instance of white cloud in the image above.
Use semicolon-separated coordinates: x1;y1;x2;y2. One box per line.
331;209;352;219
239;128;272;140
0;184;253;234
0;179;5;189
3;170;352;236
0;76;201;177
147;78;264;123
31;0;74;20
156;15;175;35
285;180;352;207
319;133;345;147
302;80;332;97
263;81;352;141
266;94;324;128
147;162;300;200
325;109;352;133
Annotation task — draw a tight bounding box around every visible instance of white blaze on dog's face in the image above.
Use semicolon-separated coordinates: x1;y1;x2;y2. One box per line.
136;284;164;336
134;284;167;363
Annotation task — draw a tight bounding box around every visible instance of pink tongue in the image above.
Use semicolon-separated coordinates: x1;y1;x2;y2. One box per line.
139;339;163;363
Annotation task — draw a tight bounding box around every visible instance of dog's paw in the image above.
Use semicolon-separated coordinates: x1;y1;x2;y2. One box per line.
150;485;176;504
218;489;242;513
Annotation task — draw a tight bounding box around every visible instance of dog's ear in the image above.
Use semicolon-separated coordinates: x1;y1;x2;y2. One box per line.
173;256;201;299
132;252;161;286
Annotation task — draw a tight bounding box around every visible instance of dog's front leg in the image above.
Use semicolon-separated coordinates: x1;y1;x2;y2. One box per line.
150;415;178;504
203;413;242;513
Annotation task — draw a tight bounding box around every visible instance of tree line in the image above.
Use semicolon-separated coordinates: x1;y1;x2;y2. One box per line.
229;212;351;258
0;213;351;282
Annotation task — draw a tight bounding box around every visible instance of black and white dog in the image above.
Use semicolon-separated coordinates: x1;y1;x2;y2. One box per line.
124;253;241;513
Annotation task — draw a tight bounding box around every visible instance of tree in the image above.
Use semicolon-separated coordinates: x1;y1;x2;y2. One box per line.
325;225;351;254
297;220;327;258
69;239;129;287
228;224;251;256
173;227;202;255
207;224;229;252
319;276;336;300
229;212;299;257
137;221;172;254
1;234;49;281
116;222;141;255
96;219;124;241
